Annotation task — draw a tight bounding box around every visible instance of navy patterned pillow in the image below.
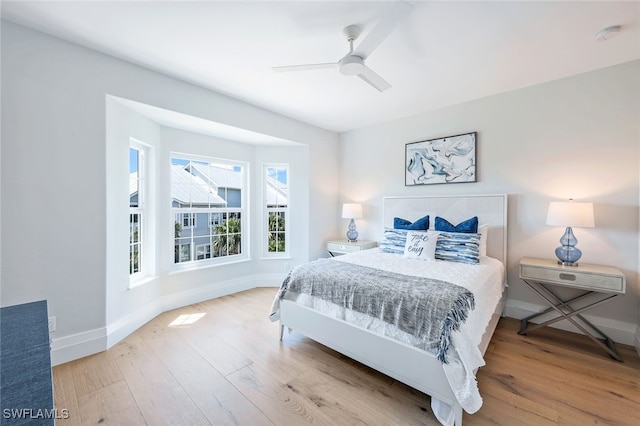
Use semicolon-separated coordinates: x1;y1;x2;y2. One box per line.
435;231;481;264
394;215;430;230
435;216;478;233
380;228;408;254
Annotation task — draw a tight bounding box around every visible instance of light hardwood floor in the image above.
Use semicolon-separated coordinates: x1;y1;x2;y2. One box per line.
53;287;640;425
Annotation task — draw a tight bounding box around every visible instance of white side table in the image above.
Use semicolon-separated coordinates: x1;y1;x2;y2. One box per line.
518;257;626;361
326;240;377;257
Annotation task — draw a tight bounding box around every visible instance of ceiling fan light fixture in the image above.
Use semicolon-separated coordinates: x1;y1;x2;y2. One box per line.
272;1;414;91
595;25;621;41
339;55;365;75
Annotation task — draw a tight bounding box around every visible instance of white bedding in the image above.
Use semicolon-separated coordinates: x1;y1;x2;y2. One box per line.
281;248;505;424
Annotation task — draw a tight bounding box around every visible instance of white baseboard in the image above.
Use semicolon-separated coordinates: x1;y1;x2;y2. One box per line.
50;273;284;366
50;327;107;367
504;299;637;346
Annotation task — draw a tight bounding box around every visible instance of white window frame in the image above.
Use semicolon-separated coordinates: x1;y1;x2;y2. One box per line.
129;140;155;286
263;163;289;258
171;154;248;270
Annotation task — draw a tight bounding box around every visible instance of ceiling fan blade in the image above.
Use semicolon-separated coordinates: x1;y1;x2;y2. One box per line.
353;1;414;59
272;62;338;72
357;66;392;92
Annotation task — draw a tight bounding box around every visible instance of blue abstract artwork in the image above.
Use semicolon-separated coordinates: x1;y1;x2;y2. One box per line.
405;132;476;186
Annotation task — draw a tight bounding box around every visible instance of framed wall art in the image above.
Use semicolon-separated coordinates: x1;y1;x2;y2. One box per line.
405;132;476;186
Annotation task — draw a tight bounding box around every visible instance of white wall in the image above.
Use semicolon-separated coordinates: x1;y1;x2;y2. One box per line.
1;21;338;364
339;60;640;344
104;107;312;349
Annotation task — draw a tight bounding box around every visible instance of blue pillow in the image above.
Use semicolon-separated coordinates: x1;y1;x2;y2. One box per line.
435;216;478;233
394;215;430;230
380;228;408;254
435;232;481;264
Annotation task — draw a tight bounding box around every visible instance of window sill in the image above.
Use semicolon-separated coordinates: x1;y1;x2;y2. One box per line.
169;256;251;275
128;275;157;290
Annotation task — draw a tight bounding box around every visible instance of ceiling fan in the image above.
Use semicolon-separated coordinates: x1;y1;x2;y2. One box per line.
272;1;414;92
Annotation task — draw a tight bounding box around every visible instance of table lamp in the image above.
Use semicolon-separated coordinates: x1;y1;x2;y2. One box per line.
342;203;363;242
546;200;594;266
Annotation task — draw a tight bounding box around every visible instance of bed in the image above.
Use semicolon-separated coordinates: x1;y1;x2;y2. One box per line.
270;194;508;426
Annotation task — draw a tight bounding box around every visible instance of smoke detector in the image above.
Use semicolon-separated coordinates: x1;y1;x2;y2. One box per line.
595;25;621;41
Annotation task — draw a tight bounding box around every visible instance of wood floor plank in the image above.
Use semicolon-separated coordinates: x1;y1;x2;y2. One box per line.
483;347;640;415
75;380;145;425
136;303;211;340
292;367;440;426
110;332;210;425
69;350;123;398
480;319;640;426
226;361;343;426
282;331;437;424
214;318;311;384
52;288;640;426
178;321;254;377
143;329;274;426
284;368;387;426
474;375;558;425
51;363;81;426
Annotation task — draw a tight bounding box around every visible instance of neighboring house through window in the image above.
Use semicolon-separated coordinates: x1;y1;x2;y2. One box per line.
264;164;289;256
171;156;246;266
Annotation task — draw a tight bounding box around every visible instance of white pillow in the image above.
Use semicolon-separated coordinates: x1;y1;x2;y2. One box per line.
403;230;439;261
478;224;489;257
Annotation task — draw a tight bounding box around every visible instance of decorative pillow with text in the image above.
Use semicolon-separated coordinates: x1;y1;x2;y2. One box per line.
403;230;439;261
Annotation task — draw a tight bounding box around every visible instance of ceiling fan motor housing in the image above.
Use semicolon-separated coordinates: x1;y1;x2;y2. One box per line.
339;55;365;75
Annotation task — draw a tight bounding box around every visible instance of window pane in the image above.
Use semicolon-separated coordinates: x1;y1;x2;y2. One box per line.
130;148;140;208
268;212;284;253
230;212;241;232
195;243;211;260
171;156;246;265
129;212;142;273
175;241;191;263
266;166;288;208
130;214;140;243
265;165;288;255
195;212;208;231
229;235;241;255
130;245;140;274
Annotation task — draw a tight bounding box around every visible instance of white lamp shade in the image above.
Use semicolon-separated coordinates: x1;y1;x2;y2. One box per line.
342;203;363;219
546;201;594;228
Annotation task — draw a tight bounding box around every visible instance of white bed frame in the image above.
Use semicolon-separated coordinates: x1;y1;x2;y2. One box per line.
279;194;508;425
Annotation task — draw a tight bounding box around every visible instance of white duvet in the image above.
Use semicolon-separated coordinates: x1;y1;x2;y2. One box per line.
283;249;505;425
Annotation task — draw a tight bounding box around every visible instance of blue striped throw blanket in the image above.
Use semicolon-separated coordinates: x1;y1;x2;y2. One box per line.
271;258;475;364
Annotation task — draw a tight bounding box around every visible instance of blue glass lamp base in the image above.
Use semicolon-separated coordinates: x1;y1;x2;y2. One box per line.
346;218;359;242
554;227;582;266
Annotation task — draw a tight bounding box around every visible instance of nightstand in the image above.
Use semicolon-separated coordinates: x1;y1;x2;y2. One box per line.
326;240;377;257
518;257;626;361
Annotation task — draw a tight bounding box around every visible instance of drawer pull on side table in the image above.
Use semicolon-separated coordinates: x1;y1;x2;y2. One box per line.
518;257;626;362
326;240;377;257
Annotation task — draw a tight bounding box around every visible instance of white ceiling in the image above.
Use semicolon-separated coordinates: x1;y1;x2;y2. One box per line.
2;1;639;134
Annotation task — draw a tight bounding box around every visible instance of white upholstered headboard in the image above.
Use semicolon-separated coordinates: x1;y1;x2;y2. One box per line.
383;194;508;268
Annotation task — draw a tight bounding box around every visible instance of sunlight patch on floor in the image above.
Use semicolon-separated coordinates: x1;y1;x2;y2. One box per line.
169;312;206;327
